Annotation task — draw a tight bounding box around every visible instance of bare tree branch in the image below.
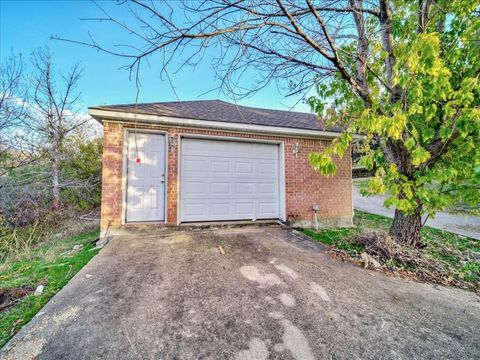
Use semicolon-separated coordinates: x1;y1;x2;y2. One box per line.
54;0;382;103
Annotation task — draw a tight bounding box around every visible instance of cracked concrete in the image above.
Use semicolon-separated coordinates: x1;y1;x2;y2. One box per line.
1;225;479;359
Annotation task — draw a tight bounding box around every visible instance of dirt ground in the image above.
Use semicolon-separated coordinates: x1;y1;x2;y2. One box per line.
1;225;479;359
0;286;34;312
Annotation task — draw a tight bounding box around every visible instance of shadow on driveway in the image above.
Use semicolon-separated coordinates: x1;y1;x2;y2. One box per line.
2;226;479;359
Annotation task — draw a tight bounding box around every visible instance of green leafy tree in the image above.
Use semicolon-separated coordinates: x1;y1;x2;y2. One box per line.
64;0;479;246
309;1;479;246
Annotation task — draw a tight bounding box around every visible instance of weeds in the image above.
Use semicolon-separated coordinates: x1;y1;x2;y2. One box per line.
0;228;100;347
0;220;40;257
0;217;98;263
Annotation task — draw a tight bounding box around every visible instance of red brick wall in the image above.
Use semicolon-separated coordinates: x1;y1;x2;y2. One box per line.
101;122;124;231
100;121;353;232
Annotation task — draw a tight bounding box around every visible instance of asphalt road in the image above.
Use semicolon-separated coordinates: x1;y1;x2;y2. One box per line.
353;186;480;240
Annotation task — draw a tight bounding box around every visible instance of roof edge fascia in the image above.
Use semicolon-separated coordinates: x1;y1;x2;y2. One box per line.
88;108;363;140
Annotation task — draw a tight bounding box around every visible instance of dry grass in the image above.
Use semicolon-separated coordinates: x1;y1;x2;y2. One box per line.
0;227;100;347
0;218;99;271
304;211;480;291
350;232;475;290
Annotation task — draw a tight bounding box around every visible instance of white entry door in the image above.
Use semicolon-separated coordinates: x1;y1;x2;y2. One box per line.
126;132;166;222
180;138;280;222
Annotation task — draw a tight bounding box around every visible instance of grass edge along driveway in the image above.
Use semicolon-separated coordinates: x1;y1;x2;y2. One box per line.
304;211;480;290
0;230;100;347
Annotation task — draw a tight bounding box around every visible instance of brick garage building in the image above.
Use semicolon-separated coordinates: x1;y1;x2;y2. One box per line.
89;100;354;237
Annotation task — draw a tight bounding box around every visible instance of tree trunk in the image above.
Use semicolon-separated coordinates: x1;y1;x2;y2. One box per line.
51;151;60;212
389;207;423;247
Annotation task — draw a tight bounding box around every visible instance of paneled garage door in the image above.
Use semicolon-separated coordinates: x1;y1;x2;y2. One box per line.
180;138;281;222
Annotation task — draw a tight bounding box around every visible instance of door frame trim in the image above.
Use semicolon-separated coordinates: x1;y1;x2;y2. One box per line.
177;133;286;224
122;129;168;224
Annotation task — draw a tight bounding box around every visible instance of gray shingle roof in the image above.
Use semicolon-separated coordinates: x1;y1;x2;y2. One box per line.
89;99;339;132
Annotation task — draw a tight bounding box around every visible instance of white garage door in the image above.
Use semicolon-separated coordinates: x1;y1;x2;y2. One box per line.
180;138;281;222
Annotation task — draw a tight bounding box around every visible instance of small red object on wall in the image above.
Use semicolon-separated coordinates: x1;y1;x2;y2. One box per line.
136;157;141;164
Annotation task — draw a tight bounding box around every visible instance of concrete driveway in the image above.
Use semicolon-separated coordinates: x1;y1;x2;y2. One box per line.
2;226;479;360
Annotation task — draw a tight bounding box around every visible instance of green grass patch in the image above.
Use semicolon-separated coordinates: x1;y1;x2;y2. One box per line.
0;229;100;347
303;210;480;286
352;177;371;192
303;228;364;253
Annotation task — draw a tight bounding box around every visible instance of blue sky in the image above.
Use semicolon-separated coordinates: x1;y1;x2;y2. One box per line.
0;0;310;113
